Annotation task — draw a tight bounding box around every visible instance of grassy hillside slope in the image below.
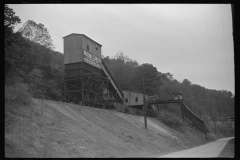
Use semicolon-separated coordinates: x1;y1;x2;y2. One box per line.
5;99;209;158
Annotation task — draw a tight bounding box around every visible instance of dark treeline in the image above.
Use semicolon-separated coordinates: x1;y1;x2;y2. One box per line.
5;5;64;104
102;52;234;121
5;5;234;122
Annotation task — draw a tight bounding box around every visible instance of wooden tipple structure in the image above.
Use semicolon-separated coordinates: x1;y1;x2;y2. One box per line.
63;33;123;107
63;33;207;135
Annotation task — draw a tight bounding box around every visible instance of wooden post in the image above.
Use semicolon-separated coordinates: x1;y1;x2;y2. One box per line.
64;82;67;102
223;120;225;136
181;102;184;120
213;116;216;135
143;76;147;130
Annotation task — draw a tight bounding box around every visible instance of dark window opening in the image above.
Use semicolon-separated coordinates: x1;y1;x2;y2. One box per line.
135;97;138;102
125;98;128;102
96;45;98;50
87;45;89;51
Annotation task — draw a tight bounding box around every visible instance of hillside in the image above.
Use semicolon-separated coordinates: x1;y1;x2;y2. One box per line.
5;99;210;158
5;5;234;158
5;4;234;142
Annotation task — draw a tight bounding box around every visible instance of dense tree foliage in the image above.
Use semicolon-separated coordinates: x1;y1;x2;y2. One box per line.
19;20;55;49
102;53;234;121
4;4;21;48
5;5;64;102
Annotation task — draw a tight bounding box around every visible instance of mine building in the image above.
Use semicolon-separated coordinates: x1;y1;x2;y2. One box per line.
123;91;148;107
63;33;123;107
63;33;156;115
63;33;207;133
172;92;183;100
122;91;157;115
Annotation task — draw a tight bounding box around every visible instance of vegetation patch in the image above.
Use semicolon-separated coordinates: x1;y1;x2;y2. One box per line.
218;138;234;158
4;4;234;158
157;110;184;129
5;83;32;105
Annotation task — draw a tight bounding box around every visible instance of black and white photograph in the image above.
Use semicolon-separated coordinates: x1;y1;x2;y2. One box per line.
5;3;235;158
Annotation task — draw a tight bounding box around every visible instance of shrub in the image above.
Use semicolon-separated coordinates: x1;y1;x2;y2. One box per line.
5;83;32;105
157;110;184;129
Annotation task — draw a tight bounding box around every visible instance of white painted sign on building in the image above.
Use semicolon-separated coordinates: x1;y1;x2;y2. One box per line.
83;50;102;69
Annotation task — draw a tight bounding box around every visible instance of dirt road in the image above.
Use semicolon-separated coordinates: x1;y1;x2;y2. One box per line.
160;137;234;158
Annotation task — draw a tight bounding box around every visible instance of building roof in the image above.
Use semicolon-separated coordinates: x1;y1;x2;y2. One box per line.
122;90;143;95
63;33;102;46
172;92;183;95
122;90;150;97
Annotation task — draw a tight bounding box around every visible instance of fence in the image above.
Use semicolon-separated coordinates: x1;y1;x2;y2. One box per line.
127;107;142;116
182;103;206;132
113;102;143;116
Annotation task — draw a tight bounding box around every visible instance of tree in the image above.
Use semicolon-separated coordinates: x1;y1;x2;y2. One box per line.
4;4;21;48
134;63;161;95
103;52;139;91
182;79;191;86
19;20;55;49
164;72;174;81
103;51;234;123
5;5;24;85
27;68;45;97
4;5;65;102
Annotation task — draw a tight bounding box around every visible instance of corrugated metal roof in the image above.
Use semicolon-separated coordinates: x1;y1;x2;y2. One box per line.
63;33;102;46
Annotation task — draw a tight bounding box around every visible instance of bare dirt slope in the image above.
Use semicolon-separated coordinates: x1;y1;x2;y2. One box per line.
5;99;208;158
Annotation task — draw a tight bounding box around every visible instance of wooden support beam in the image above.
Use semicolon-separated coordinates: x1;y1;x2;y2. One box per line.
64;82;67;102
65;71;108;83
89;81;94;90
66;82;83;90
74;81;83;88
82;78;90;89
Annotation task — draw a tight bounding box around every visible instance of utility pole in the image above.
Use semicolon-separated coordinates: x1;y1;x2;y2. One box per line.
223;119;225;136
64;82;67;102
136;69;160;129
213;115;216;135
142;75;147;129
136;73;149;129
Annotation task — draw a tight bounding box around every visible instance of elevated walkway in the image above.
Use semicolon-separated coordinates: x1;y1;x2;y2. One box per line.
148;98;206;133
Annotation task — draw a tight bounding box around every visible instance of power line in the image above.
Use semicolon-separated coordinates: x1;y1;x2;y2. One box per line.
201;4;223;90
32;5;75;35
219;4;231;89
30;6;74;51
14;5;65;36
179;5;213;88
13;5;65;50
23;5;88;52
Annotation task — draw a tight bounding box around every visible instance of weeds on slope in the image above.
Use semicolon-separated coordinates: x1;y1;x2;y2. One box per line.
5;83;32;105
157;110;184;132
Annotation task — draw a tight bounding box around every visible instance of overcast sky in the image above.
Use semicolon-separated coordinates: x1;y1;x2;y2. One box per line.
9;4;234;95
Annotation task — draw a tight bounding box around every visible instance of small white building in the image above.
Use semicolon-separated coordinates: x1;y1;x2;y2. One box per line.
122;90;158;116
172;92;183;100
122;91;148;107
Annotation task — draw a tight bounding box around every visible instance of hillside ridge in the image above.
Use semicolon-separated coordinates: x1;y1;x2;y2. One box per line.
5;98;209;158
